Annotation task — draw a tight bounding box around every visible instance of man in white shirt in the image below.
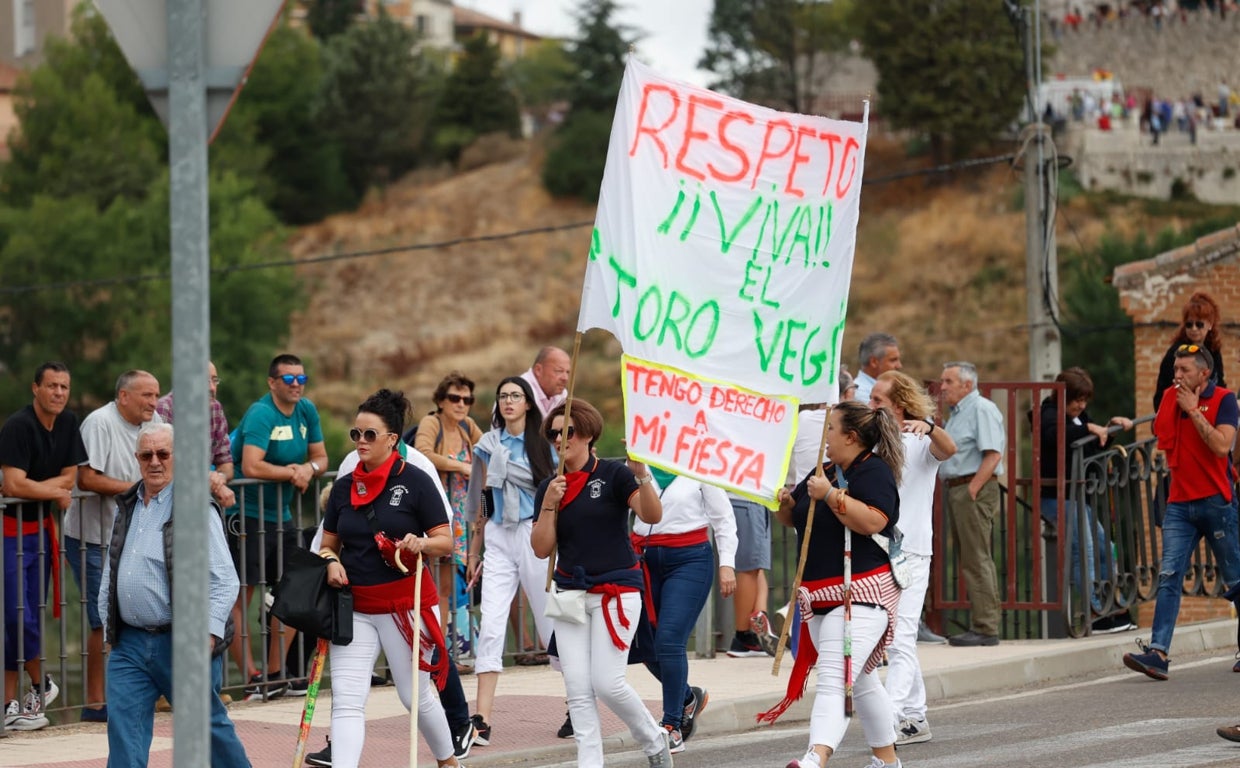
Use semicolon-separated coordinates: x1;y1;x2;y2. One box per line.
70;369;163;722
520;346;570;418
870;370;956;747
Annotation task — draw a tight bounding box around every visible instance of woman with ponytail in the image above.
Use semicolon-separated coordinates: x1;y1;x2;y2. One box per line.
763;400;905;768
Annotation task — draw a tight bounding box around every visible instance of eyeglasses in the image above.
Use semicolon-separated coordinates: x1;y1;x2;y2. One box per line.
1186;321;1207;330
136;449;172;463
209;376;221;386
1177;344;1201;353
277;374;308;386
496;392;525;402
545;425;576;441
443;393;475;405
349;428;394;443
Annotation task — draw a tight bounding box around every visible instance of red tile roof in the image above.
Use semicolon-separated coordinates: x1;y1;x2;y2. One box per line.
453;6;541;39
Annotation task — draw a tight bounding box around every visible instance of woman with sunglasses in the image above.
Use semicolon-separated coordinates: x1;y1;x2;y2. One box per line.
632;468;737;754
1154;291;1226;410
462;376;557;745
531;399;673;768
761;401;904;768
415;372;484;639
319;389;463;768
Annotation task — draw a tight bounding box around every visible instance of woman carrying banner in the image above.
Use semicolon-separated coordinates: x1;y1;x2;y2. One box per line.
633;470;738;754
531;398;673;768
761;400;905;768
464;376;557;745
320;389;463;768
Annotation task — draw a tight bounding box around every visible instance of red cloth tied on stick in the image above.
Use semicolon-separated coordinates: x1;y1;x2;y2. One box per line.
352;569;448;690
756;565;899;725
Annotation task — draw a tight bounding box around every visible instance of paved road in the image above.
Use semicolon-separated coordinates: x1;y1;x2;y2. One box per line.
500;649;1240;768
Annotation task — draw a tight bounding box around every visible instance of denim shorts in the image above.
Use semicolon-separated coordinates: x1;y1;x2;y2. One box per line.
65;536;104;629
730;498;771;571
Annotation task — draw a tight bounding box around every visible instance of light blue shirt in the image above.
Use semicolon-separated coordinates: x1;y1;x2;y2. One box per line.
99;481;239;639
480;430;536;522
939;389;1005;479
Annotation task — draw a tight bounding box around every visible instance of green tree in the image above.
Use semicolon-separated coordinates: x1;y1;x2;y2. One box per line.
542;0;638;201
316;11;441;198
853;0;1025;163
507;39;575;131
224;23;356;222
699;0;857;113
306;0;361;41
432;33;521;164
1;10;163;209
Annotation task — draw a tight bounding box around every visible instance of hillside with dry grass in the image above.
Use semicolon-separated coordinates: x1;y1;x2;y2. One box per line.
286;135;1185;429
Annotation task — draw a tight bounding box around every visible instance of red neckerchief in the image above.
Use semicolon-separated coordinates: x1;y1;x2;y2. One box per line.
351;450;399;507
559;456;598;508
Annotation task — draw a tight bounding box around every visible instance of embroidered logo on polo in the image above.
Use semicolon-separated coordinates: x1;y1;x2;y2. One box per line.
587;478;605;499
389;485;409;506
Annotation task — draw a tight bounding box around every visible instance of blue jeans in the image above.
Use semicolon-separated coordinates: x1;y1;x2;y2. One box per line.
65;536;104;629
640;541;714;728
1150;494;1240;653
1040;499;1110;612
3;530;50;670
106;625;251;767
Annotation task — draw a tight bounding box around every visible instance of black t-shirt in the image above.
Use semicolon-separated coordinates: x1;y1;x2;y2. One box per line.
0;405;88;520
323;460;449;586
534;458;640;577
789;452;899;584
1037;395;1098;481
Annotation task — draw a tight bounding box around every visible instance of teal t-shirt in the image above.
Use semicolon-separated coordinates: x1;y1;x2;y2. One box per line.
231;393;324;523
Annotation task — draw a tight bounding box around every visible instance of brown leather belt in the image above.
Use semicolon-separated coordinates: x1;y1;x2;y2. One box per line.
945;473;975;488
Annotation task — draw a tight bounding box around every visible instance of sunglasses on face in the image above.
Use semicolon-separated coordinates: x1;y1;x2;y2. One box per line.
443;393;475;405
1186;321;1207;330
278;374;309;386
349;428;393;443
137;449;172;463
496;392;525;402
545;425;576;441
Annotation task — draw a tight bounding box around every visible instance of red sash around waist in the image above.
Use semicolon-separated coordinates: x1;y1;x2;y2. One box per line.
352;567;447;690
631;528;709;627
3;516;61;619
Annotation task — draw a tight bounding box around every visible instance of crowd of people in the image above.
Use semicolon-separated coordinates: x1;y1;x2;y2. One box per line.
0;297;1235;764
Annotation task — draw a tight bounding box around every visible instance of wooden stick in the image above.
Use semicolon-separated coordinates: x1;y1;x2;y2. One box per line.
772;406;832;675
291;637;330;768
410;552;424;768
547;333;584;591
843;526;853;716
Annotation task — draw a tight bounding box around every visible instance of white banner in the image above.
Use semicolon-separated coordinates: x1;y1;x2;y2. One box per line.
579;59;868;403
621;355;796;504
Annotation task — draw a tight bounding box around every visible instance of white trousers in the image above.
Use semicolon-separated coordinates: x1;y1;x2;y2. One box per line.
475;518;552;674
555;591;663;768
330;609;453;767
806;604;896;752
884;552;930;724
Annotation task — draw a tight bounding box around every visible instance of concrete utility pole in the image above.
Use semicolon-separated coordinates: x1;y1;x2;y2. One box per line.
1022;0;1062;382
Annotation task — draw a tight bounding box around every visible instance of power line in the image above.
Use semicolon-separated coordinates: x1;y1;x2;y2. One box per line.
0;153;1018;296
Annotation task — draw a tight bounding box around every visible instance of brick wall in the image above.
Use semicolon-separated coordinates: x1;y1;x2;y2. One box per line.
1117;250;1240;418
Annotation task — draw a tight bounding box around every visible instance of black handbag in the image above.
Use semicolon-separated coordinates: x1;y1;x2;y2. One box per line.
270;546;353;645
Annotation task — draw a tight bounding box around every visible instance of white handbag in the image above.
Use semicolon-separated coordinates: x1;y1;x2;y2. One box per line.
543;586;587;624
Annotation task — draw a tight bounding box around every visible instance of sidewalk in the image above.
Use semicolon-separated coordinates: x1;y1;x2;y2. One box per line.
2;619;1234;767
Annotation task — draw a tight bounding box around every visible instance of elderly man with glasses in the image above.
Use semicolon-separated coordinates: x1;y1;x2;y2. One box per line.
1125;343;1240;681
99;422;250;767
228;353;328;701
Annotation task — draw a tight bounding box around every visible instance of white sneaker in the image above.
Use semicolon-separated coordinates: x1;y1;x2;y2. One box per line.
8;710;49;730
23;674;59;712
4;699;19;727
862;757;902;768
896;716;932;745
786;751;822;768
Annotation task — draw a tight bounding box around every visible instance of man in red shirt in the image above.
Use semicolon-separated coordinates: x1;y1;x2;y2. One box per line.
1124;344;1240;681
